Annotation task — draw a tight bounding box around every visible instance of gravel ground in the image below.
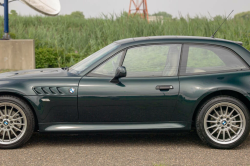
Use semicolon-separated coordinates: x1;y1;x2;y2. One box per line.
1;132;250;166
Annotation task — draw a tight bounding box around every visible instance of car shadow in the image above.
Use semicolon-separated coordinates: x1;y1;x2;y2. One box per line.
23;131;250;150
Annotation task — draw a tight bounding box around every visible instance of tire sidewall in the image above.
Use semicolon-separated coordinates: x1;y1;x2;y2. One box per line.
196;96;250;149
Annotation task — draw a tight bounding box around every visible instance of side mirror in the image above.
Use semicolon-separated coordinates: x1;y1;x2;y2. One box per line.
110;66;127;84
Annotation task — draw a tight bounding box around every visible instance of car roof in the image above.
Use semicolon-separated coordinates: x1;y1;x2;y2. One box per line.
114;36;243;46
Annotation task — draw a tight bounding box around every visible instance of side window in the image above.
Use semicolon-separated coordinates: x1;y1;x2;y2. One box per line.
89;51;123;77
184;45;248;74
123;44;182;77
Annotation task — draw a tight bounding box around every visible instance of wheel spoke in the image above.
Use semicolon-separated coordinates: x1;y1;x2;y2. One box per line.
231;121;242;123
13;117;23;121
231;125;243;130
11;111;20;118
2;130;5;140
207;124;217;129
13;123;25;126
209;114;218;119
228;109;235;117
12;126;22;132
229;128;237;135
223;130;225;141
0;110;3;116
214;109;220;117
8;107;14;116
220;106;223;116
10;129;17;138
230;114;239;119
225;106;229;116
206;121;217;123
7;130;11;141
226;129;232;140
211;128;219;135
4;105;7;115
217;129;222;140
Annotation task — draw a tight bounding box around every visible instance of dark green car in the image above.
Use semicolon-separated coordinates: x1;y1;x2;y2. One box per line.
1;36;250;149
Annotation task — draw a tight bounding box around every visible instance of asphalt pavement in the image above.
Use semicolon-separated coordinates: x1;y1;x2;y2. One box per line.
0;132;250;166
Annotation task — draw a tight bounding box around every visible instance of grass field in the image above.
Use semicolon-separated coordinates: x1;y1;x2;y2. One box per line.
0;69;13;73
0;13;249;68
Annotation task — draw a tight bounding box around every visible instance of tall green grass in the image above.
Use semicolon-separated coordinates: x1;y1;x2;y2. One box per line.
0;14;249;67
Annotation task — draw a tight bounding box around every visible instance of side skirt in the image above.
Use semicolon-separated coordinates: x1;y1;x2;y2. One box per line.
39;122;190;132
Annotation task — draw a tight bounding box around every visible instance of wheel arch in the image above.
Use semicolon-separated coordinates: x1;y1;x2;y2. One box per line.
0;91;39;131
192;89;250;123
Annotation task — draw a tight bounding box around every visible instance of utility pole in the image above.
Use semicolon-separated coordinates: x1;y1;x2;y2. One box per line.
129;0;149;21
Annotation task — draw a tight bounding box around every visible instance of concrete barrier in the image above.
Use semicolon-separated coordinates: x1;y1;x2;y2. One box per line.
0;39;35;70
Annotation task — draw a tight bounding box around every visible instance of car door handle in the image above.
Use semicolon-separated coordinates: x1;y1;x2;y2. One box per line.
156;85;174;90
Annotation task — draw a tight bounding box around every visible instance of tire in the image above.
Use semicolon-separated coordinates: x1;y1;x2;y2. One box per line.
0;95;35;149
196;96;250;149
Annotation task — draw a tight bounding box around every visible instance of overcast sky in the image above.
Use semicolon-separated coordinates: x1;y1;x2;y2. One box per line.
0;0;249;18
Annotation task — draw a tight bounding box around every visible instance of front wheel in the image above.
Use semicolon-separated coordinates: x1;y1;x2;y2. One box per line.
196;96;250;149
0;96;35;149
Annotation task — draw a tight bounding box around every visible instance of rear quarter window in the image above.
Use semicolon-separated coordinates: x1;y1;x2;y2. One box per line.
181;44;248;75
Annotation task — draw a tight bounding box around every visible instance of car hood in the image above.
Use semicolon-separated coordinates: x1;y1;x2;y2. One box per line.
0;68;76;79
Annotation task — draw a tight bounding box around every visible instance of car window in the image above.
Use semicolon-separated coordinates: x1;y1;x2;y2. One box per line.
89;51;124;77
184;45;248;74
70;43;120;74
123;44;182;77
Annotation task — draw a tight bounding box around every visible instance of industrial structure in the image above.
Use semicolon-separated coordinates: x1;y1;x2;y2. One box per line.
129;0;149;21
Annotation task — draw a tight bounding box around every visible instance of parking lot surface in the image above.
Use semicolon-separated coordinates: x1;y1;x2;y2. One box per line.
1;132;250;166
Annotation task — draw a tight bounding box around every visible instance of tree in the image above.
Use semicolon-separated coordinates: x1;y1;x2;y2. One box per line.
10;10;18;16
151;11;172;19
70;11;85;18
234;11;250;20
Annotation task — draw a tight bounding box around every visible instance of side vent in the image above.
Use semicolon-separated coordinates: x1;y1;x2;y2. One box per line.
57;87;64;94
33;88;42;95
33;87;68;95
49;87;56;94
41;88;49;94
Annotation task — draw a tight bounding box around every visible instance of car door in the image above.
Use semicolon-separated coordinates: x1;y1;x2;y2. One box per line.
78;44;182;122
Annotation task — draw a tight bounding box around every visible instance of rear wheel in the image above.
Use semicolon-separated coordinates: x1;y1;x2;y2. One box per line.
196;96;250;149
0;96;34;149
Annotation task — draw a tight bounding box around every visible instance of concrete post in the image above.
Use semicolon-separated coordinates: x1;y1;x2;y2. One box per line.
0;40;35;70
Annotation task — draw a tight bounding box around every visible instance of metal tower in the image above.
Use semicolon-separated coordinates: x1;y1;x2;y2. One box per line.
129;0;149;21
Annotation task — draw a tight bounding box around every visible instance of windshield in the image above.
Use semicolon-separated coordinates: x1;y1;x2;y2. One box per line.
70;43;120;73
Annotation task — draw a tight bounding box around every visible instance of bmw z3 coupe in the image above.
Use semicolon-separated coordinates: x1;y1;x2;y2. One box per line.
0;36;250;149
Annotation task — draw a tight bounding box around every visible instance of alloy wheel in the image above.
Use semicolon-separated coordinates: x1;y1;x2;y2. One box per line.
0;103;27;145
204;102;246;145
